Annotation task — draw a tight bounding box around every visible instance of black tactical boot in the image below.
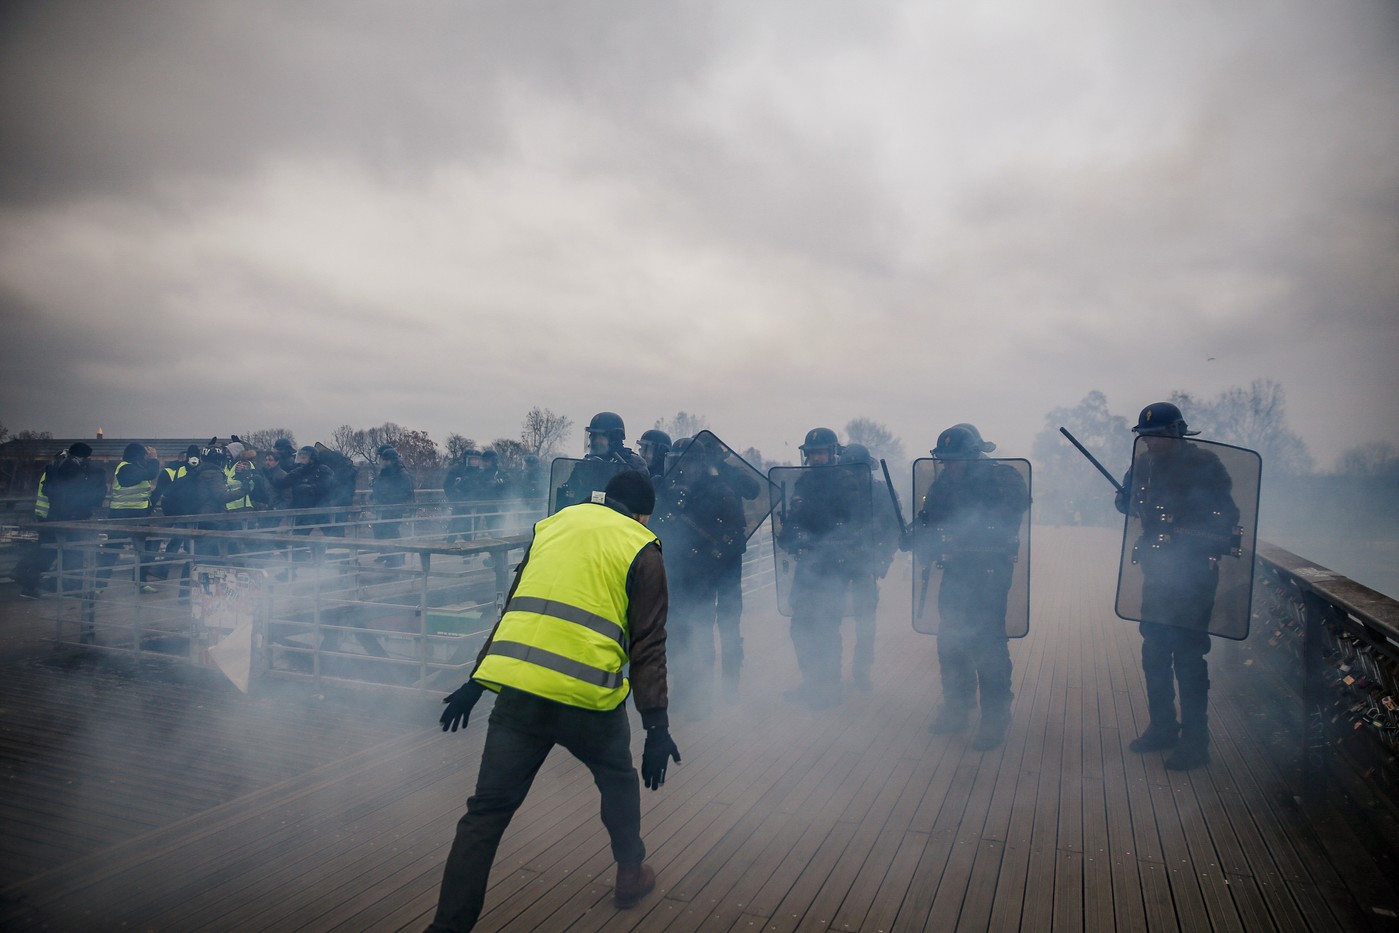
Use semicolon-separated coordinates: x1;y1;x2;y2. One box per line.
972;708;1011;750
614;862;656;909
929;705;970;734
1166;721;1209;770
1128;721;1180;753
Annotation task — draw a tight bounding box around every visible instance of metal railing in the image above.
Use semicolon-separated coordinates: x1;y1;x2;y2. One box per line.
22;502;778;699
1252;540;1399;820
24;501;544;696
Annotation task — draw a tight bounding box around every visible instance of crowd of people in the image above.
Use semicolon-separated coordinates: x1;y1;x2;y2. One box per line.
11;435;554;597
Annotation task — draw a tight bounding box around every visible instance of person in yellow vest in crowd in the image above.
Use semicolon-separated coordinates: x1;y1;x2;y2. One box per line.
148;445;201;578
426;470;680;932
97;442;163;593
223;440;256;518
16;443;107;599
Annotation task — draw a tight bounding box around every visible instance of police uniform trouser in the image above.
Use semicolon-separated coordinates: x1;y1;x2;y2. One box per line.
428;688;643;933
935;562;1013;714
790;561;844;693
714;560;744;686
848;570;879;677
1138;567;1215;743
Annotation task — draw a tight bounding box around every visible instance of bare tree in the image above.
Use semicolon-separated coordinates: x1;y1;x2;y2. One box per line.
1032;390;1133;526
330;424;361;455
1336;442;1399;477
844;417;905;465
654;411;708;441
488;438;530;471
520;407;572;459
740;446;774;473
15;429;53;441
1171;379;1313;475
0;424;8;444
244;428;296;453
381;427;440;476
445;434;478;463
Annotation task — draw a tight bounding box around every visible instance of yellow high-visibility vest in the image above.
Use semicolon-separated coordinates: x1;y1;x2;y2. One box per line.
474;504;657;711
110;460;155;513
224;464;252;511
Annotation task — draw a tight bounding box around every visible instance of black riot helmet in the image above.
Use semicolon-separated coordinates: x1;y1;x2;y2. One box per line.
1132;401;1199;437
932;426;983;461
638;429;672;469
950;423;996;454
587;411;627;455
799;426;841;465
640;428;672;450
841;443;873;469
588;411;626;435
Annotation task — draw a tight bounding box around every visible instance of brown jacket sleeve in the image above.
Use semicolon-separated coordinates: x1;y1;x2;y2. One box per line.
625;541;670;729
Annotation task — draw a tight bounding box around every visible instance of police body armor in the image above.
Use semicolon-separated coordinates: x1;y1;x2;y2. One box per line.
909;457;1032;637
767;462;873;618
548;457;625;515
1115;436;1260;640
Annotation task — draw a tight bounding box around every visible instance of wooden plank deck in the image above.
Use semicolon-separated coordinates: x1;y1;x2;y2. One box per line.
2;526;1397;931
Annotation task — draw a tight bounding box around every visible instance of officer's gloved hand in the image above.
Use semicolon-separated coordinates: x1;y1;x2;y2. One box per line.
641;726;681;790
440;681;486;732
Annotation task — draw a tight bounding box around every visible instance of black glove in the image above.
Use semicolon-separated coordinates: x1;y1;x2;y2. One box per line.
641;726;681;790
440;681;486;732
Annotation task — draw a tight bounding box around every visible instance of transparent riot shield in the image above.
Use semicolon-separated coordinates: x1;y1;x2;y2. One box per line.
1115;436;1260;639
768;463;873;618
548;457;624;515
654;431;776;548
909;457;1032;638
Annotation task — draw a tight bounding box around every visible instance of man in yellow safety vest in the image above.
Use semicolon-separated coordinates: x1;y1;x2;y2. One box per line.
426;470;680;932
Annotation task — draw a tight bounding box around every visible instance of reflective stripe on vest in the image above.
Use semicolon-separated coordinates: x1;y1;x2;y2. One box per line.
34;470;50;519
224;464;251;510
110;461;155;512
473;504;657;711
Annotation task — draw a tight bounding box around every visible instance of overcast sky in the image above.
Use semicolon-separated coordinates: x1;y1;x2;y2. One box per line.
2;0;1395;468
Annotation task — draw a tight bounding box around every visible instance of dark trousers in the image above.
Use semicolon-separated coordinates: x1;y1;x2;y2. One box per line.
373;506;408;565
669;561;744;714
427;689;644;933
14;527;57;591
1139;620;1212;739
1139;572;1215;743
848;570;879;677
789;563;845;701
97;528;157;585
936;564;1014;714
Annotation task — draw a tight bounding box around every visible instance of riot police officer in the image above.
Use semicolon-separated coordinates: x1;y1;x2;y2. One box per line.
638;429;672;480
585;412;649;473
443;448;482;542
918;425;1029;750
838;444;901;690
656;433;756;717
779;427;863;710
1114;402;1238;770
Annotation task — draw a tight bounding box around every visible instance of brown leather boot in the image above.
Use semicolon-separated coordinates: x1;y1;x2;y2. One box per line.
614;862;656;909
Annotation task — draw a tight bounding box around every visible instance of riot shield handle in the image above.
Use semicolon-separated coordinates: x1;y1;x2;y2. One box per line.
879;459;909;537
1059;427;1126;495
